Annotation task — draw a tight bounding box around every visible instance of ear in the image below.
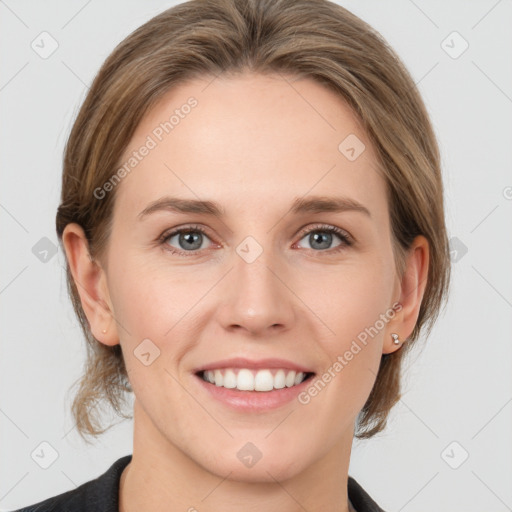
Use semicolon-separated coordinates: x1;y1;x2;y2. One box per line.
61;223;119;346
382;235;429;354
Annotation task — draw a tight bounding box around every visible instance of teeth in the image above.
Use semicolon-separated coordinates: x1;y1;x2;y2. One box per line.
201;368;308;391
274;369;286;389
254;369;273;391
238;369;255;391
214;370;223;387
285;371;296;388
222;369;237;388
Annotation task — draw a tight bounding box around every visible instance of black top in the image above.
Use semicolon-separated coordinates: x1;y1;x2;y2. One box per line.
11;455;386;512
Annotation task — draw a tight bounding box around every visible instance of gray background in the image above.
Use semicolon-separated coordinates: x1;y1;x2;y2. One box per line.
1;1;511;510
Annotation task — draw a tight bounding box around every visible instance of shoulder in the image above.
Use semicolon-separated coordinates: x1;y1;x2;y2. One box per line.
9;455;132;512
348;476;387;512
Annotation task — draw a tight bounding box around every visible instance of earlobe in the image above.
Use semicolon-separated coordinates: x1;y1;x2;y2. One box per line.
382;235;430;355
381;331;404;355
61;223;119;346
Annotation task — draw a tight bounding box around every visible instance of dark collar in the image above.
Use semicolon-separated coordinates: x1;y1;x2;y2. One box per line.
348;475;387;511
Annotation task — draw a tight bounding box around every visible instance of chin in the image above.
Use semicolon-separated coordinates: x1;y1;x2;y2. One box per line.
195;443;310;484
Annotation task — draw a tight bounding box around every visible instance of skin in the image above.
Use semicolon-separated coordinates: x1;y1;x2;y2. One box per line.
63;72;429;512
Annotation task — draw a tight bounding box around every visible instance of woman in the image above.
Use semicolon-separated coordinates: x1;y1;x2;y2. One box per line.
13;0;450;510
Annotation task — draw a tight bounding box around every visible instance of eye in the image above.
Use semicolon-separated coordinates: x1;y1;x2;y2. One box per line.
158;223;353;257
160;224;214;255
295;224;353;253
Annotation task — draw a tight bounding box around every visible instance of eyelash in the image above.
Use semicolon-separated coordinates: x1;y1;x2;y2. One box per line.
158;223;354;257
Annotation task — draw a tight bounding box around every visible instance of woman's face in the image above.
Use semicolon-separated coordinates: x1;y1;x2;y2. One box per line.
91;73;408;481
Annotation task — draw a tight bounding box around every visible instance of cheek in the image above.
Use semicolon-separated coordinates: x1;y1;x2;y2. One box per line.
105;250;173;349
108;243;395;344
107;241;190;322
303;254;395;393
301;255;394;335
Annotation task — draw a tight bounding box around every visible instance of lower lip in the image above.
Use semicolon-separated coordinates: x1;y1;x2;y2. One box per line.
193;373;314;412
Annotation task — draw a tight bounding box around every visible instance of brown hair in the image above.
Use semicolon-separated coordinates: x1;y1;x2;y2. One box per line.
56;0;451;442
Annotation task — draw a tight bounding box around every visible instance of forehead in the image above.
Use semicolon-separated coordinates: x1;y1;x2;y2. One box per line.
113;72;387;221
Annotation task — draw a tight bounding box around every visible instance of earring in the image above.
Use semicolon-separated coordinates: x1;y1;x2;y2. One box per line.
102;329;107;334
391;333;400;345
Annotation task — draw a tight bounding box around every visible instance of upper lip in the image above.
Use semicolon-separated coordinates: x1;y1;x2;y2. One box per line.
193;357;315;374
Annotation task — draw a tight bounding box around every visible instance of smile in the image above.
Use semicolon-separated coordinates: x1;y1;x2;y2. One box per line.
198;368;314;392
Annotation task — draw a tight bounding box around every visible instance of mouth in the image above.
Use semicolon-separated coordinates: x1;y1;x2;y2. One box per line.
195;368;316;392
191;357;317;411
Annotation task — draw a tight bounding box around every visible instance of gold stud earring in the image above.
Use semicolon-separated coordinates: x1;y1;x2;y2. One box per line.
391;333;400;345
102;328;107;334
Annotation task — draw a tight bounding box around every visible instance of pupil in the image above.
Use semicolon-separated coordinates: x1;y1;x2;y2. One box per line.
312;232;331;250
181;231;201;250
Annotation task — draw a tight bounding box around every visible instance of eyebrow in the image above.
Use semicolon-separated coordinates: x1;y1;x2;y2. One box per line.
137;195;371;220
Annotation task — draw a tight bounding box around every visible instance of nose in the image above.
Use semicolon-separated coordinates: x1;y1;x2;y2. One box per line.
216;246;296;336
